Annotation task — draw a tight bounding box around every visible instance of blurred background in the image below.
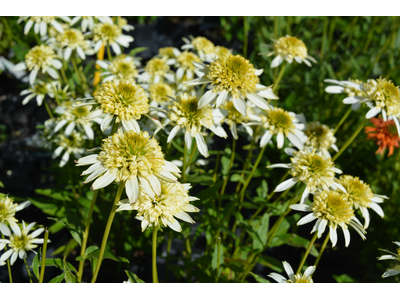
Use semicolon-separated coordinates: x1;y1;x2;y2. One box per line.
1;16;400;283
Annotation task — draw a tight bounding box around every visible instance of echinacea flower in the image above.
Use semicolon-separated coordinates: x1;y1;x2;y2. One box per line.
52;130;86;167
92;21;133;55
139;57;175;84
55;28;92;60
76;130;181;204
77;78;161;132
264;35;317;68
182;36;215;58
20;80;51;106
13;45;63;85
290;190;366;247
184;54;278;115
166;93;227;157
70;16;113;32
304;121;338;154
365;117;400;157
213;46;232;58
269;147;344;203
117;180;199;232
158;47;181;63
336;175;385;228
18;16;71;36
245;106;307;149
175;51;202;81
96;54;139;82
268;261;316;283
0;196;31;237
0;221;47;265
148;82;174;107
324;79;364;110
378;241;400;278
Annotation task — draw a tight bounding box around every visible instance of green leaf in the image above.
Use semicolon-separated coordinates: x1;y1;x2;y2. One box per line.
240;201;260;209
125;270;145;283
221;156;230;175
186;174;215;186
195;181;223;201
63;258;77;283
0;180;4;188
211;240;224;271
333;273;358;283
256;180;268;198
239;221;264;252
171;139;184;153
49;273;65;283
272;233;319;257
129;47;148;57
250;272;270;283
230;173;245;183
32;249;41;280
48;217;83;246
85;245;99;256
252;213;269;250
77;249;129;264
259;255;283;273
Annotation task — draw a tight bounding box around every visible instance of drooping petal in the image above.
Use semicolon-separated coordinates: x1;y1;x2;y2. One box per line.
330;226;337;247
195;133;209;158
126;176;139;204
260;131;273;148
274;178;298;192
92;170;117;190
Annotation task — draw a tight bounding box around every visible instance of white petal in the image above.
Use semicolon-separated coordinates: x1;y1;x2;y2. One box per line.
31;228;44;238
96;60;110;69
370;202;384;218
274;178;298;192
100;113;113;131
83;123;94;140
22;94;35;105
59;151;70;167
16;201;31;212
360;206;370;229
40;21;47;36
64;48;72;61
174;211;194;223
198;90;217;108
52;146;64;159
282;261;295;282
232;97;246;115
365;107;381;119
260;131;273;147
1;249;13;262
24;20;34;34
47;68;59;79
92;170;117;190
209;125;227;138
195;133;209;158
0;223;11;236
164;161;181;173
317;219;328;238
76;154;99;166
247;93;270;110
300;187;309;204
10;222;21;237
343;96;362;104
111;43;121;55
290;204;312;212
51;59;62;69
276;132;285;149
167;218;182;232
94;40;104;52
271;55;283;68
19;249;27;260
126;177;139;204
216;90;229;107
297;213;317;226
29;69;38;85
330;226;337;247
268;163;290;169
256;88;279;100
139;176;156;199
268;273;287;283
342;227;351;247
64;122;75;137
51;20;63;33
287;132;304;150
148;175;161;196
185;131;192;150
36;94;44;106
231;122;238;139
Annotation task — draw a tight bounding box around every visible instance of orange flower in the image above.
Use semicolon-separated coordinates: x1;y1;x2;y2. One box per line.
365;117;400;157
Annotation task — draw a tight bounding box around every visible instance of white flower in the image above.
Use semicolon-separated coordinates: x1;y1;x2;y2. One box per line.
0;221;48;265
51;28;93;61
183;54;278;115
18;16;71;36
76;130;181;204
268;147;344;204
96;54;140;82
13;45;63;85
52;130;86;167
0;196;31;237
303;121;339;155
117;180;199;232
20;80;51;106
92;21;133;55
324;79;364;110
290;190;366;247
70;16;113;32
138;57;175;84
378;241;400;278
182;36;215;59
244;106;307;149
268;261;316;283
166;93;227;158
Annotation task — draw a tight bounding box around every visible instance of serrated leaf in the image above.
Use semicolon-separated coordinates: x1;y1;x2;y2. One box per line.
125;270;145;283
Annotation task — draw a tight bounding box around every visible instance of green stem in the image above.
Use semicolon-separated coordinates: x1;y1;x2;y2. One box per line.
91;182;125;283
272;62;286;93
216;237;221;283
1;233;12;283
50;82;60;105
39;229;49;283
332;118;367;162
314;233;330;268
60;67;68;84
243;16;249;58
296;232;318;274
24;259;33;283
71;56;82;85
106;43;113;61
43;99;54;119
333;107;352;134
77;189;99;282
152;226;159;283
182;144;188;182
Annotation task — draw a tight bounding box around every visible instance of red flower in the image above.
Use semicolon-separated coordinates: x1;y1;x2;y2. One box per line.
365;117;400;157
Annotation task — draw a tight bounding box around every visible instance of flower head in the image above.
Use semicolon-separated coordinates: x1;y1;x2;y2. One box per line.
117;181;199;232
268;261;316;283
184;54;278;115
145;57;171;79
304;122;338;153
56;28;90;60
182;36;215;56
76;130;181;204
266;35;317;68
176;51;201;80
324;79;365;110
378;241;400;278
148;82;174;105
52;130;86;167
167;93;227;157
0;221;47;265
20;80;51;106
291;190;366;247
93;21;133;55
269;147;344;203
336;175;385;228
0;196;31;236
365;117;400;156
18;16;71;36
108;55;139;80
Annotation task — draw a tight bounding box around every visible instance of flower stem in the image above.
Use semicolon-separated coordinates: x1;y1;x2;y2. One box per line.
39;229;49;283
43;99;54;119
1;233;12;283
243;16;249;59
182;144;188;182
272;62;287;93
296;232;318;274
106;43;113;61
91;182;125;283
24;259;33;283
332;118;367;162
60;67;68;85
333;107;352;134
215;237;221;283
152;226;159;283
314;232;330;268
71;56;82;85
77;189;99;282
